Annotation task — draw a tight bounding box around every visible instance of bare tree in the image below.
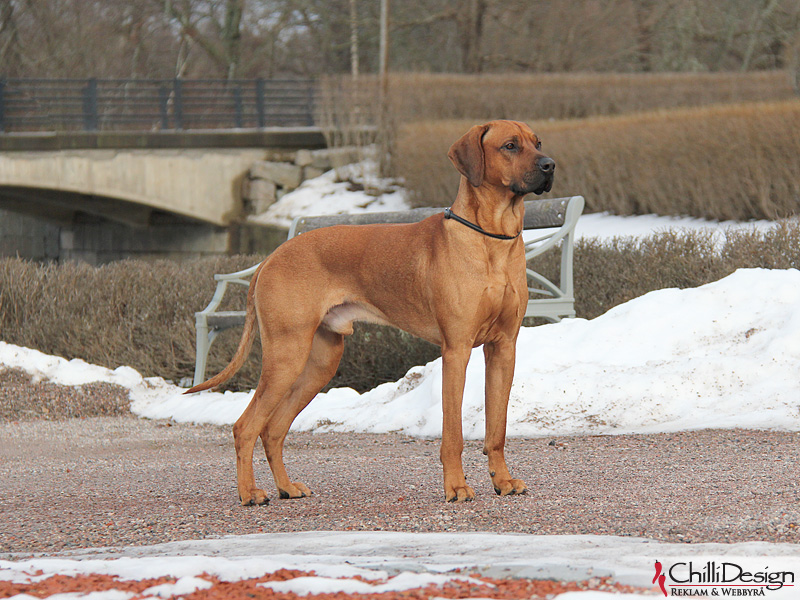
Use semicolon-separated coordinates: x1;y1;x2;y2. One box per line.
779;0;800;92
632;0;673;71
349;0;359;78
741;0;782;70
457;0;486;73
2;0;799;79
0;0;23;76
164;0;245;79
480;0;638;72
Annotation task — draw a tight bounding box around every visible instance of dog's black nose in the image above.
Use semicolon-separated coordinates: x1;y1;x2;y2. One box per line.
537;157;555;173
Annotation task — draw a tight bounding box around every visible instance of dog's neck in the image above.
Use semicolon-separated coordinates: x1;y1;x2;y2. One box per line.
450;178;525;239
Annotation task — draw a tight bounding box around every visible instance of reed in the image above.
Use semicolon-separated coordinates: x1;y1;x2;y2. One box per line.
395;101;800;221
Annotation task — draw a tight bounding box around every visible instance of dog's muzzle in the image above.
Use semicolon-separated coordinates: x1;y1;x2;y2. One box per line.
512;157;556;196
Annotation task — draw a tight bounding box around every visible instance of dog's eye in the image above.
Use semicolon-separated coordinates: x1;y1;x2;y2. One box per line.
535;141;542;150
504;142;517;150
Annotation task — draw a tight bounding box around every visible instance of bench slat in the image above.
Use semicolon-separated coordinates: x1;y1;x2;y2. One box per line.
206;312;250;329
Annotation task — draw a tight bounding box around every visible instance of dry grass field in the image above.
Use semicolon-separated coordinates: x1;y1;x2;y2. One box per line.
321;70;795;125
383;70;795;121
395;101;800;221
321;71;800;221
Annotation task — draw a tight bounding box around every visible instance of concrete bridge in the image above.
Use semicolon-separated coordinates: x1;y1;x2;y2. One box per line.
0;129;329;263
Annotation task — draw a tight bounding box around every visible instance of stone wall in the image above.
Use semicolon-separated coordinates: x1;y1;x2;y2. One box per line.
59;219;233;264
0;210;60;260
241;146;361;215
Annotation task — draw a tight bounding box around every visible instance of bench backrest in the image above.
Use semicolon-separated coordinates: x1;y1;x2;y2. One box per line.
287;197;574;239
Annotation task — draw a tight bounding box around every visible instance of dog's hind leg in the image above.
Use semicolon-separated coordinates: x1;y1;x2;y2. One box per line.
260;326;345;499
232;331;316;506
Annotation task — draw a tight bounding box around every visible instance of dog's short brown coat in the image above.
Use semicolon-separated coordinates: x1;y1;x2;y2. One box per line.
187;120;555;504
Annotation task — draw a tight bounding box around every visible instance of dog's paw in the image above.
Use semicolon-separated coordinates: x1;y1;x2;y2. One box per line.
278;481;312;499
492;478;528;496
239;488;270;506
445;484;476;503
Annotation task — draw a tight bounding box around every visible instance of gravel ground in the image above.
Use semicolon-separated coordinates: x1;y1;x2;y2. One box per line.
1;367;799;559
0;368;130;421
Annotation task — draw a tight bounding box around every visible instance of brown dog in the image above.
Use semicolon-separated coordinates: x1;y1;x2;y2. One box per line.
186;120;555;504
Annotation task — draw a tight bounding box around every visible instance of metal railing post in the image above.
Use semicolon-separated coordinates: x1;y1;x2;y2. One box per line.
173;78;184;130
0;78;6;132
233;85;243;128
306;80;315;126
82;78;99;130
158;84;170;129
255;78;266;128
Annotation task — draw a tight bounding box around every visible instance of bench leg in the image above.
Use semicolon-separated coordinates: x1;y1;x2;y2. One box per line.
193;322;210;387
193;322;221;387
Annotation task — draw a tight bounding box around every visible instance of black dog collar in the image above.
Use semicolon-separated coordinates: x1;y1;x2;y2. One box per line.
443;208;521;240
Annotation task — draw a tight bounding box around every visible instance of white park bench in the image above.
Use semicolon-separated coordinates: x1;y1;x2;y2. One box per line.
192;195;584;386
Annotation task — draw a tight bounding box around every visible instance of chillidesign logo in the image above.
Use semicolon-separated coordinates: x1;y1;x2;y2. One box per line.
653;560;668;596
652;559;795;596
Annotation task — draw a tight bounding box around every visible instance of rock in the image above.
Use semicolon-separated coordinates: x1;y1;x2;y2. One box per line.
312;147;360;170
242;178;277;213
249;161;303;189
303;166;326;180
262;149;298;163
294;149;314;167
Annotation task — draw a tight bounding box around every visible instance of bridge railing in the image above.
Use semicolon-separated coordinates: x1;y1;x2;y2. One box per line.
0;78;317;133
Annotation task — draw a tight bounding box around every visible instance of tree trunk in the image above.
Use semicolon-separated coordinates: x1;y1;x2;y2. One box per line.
223;0;244;79
458;0;486;73
350;0;359;79
0;0;23;76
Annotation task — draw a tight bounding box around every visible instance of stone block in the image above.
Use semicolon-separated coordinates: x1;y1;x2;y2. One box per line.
309;146;361;171
327;147;361;169
242;178;277;213
303;166;326;180
262;149;298;163
249;161;303;189
294;149;314;167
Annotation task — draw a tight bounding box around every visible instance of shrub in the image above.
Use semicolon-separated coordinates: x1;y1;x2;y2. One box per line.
1;220;798;394
530;220;800;321
0;256;438;393
0;255;260;388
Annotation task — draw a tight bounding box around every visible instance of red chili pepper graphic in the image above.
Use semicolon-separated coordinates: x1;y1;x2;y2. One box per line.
653;560;668;596
653;560;662;584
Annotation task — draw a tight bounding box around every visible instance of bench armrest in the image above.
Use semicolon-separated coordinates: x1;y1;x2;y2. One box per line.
196;264;260;320
192;264;261;386
523;195;584;259
524;195;584;300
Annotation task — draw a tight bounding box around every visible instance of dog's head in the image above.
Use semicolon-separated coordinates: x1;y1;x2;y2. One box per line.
447;120;555;195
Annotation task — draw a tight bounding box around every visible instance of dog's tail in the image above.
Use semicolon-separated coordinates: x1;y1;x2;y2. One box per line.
184;262;264;394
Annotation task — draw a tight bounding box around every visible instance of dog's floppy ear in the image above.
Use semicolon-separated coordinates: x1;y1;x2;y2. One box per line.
448;124;489;187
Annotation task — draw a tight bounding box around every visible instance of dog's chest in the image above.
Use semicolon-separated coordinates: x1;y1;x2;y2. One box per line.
473;274;525;340
473;249;526;311
482;278;522;313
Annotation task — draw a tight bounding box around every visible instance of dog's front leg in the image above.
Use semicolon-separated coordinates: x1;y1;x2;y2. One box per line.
440;345;476;502
483;338;527;496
